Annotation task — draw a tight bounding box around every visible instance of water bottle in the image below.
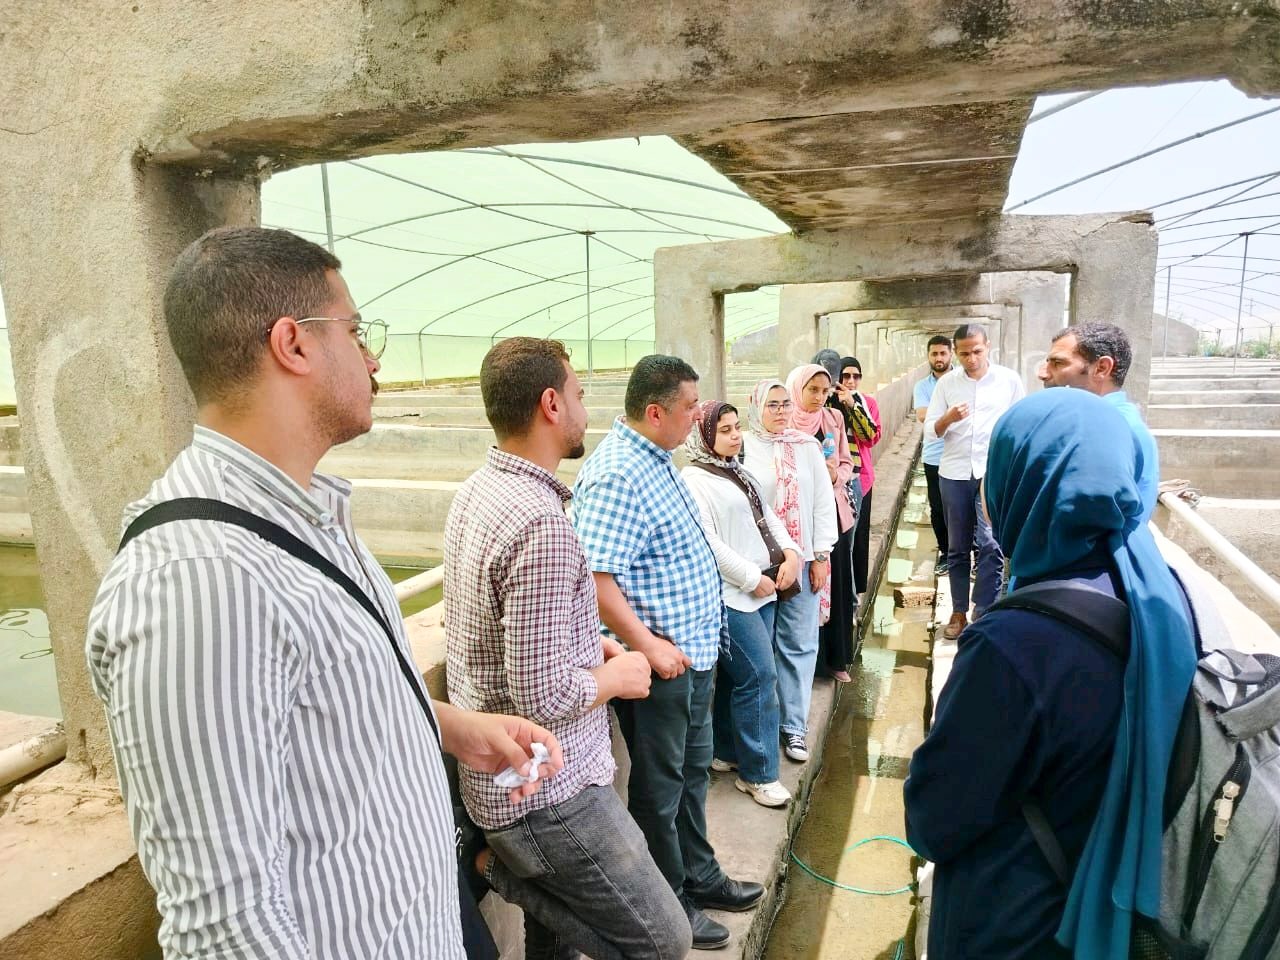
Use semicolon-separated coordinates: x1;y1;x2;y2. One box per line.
822;431;836;459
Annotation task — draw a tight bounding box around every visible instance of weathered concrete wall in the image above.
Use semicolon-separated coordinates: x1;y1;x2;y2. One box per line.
655;214;1155;404
1153;314;1200;356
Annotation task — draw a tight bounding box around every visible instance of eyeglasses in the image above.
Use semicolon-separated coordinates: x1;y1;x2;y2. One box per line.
841;372;862;381
292;316;388;360
763;400;793;413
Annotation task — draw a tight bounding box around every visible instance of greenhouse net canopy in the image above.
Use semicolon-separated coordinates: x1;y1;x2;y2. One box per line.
263;136;789;384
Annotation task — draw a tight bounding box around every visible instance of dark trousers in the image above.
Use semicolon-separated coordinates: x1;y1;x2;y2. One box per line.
922;463;949;556
613;667;724;900
821;525;858;672
851;486;874;594
939;476;1003;616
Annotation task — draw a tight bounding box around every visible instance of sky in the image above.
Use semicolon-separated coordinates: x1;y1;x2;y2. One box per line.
3;78;1279;395
1009;80;1280;342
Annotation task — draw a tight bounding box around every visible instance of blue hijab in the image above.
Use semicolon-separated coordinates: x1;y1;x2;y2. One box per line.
984;389;1195;959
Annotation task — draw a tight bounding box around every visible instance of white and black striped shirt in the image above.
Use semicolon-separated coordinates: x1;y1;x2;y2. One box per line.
86;426;463;959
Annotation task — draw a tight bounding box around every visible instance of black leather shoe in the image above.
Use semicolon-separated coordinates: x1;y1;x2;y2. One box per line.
684;902;730;950
688;876;765;913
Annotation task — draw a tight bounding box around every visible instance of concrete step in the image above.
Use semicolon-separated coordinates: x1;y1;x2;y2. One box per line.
1155;429;1280;498
1149;389;1280;406
320;424;604;481
1148;404;1280;430
1151;377;1280;391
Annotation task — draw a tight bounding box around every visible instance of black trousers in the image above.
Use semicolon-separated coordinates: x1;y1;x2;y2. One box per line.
820;525;857;672
922;464;949;556
851;486;874;594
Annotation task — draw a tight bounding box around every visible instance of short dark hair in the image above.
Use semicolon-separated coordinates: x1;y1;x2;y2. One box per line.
625;355;699;420
1053;322;1132;386
164;227;341;405
927;335;952;350
481;337;572;440
953;323;989;344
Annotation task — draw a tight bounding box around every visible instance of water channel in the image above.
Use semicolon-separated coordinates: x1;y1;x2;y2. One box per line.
763;472;937;960
0;544;440;720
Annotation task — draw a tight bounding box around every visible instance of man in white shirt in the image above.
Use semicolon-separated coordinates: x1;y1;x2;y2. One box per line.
924;324;1026;638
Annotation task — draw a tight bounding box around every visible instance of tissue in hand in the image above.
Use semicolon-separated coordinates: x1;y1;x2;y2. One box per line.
493;742;551;790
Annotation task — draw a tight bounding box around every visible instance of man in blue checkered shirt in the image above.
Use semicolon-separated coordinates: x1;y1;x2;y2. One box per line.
573;355;765;951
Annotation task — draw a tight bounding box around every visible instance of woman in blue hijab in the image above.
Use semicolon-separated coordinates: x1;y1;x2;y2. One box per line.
905;388;1195;959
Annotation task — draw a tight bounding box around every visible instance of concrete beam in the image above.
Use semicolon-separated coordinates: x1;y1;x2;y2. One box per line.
655;214;1154;404
6;5;1277;178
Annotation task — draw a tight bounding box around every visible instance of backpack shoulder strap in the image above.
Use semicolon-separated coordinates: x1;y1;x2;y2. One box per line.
987;580;1130;888
119;496;440;744
988;580;1130;662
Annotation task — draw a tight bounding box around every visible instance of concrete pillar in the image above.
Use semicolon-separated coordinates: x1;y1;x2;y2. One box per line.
0;163;261;774
1071;222;1159;407
992;272;1070;391
652;278;726;403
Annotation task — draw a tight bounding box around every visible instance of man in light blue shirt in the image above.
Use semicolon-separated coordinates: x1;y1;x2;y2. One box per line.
1039;321;1160;521
913;335;953;573
573;354;763;951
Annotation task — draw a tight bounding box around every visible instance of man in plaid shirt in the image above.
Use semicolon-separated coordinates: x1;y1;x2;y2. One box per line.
444;338;691;960
573;355;766;951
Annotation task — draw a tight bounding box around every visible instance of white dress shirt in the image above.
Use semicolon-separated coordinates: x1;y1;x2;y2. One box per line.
924;363;1026;481
681;465;801;613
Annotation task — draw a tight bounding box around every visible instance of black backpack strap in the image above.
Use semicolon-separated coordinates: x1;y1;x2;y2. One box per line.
119;497;440;745
987;580;1131;888
988;580;1130;662
1021;801;1072;887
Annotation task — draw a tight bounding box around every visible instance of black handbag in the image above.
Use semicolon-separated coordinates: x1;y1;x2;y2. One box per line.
119;497;499;960
690;463;800;601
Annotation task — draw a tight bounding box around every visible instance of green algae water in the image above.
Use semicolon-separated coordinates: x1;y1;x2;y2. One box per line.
0;544;440;719
0;544;58;718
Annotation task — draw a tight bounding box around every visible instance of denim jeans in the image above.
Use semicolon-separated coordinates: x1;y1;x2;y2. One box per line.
773;561;820;736
613;667;725;900
713;603;781;784
939;476;1003;616
483;784;692;960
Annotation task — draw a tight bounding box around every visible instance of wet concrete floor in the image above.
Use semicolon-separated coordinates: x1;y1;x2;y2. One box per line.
763;472;937;960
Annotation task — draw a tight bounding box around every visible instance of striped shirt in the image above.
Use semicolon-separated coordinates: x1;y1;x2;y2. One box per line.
85;426;462;960
572;417;723;671
444;447;615;830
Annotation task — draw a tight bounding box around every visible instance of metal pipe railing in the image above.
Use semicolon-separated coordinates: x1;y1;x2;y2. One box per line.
394;566;444;603
1158;491;1280;616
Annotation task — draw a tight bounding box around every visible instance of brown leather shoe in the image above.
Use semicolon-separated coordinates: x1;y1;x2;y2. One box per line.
942;611;968;640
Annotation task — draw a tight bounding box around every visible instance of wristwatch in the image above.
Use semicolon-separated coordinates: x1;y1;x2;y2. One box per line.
813;551;831;563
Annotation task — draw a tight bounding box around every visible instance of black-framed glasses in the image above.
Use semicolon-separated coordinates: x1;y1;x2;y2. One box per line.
763;400;793;413
291;316;388;360
841;372;862;381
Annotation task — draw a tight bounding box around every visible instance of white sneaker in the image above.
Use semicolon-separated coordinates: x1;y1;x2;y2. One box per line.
735;778;792;808
783;733;809;763
709;757;738;773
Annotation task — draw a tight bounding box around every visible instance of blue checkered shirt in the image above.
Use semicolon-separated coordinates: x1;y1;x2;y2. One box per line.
572;417;724;671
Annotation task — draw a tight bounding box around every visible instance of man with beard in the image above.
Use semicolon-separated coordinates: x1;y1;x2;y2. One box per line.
1039;321;1159;522
86;227;561;960
914;335;953;573
444;337;691;960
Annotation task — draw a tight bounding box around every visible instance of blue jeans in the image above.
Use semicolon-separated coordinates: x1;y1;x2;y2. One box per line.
484;784;692;960
713;603;781;784
773;561;820;736
939;476;1004;616
613;667;725;900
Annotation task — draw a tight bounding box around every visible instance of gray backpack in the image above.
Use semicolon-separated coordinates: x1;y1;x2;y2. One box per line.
991;573;1280;960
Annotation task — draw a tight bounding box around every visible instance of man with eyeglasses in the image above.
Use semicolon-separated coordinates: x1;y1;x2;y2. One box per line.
85;226;561;960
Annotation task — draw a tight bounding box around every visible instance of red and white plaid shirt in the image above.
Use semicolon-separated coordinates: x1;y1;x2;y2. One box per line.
443;447;616;829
